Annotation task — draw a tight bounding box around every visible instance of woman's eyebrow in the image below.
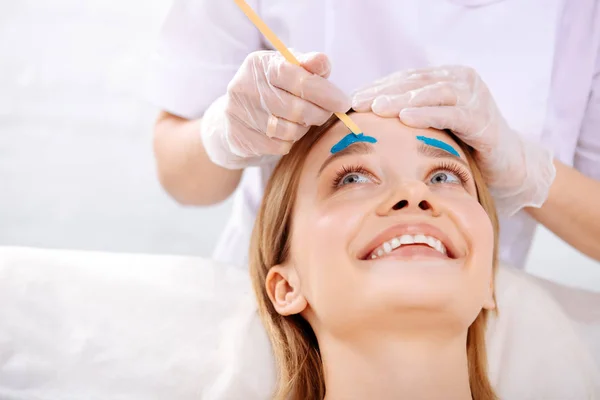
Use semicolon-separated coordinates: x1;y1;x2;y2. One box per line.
418;142;469;168
318;142;374;176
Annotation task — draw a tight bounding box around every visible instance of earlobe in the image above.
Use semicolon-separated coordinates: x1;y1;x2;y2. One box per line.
483;280;496;310
266;265;307;316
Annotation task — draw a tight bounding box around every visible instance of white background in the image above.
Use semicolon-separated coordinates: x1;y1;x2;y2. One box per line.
0;0;598;292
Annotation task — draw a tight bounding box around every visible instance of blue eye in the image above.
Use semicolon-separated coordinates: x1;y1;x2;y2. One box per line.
429;171;460;185
332;165;376;189
338;172;372;187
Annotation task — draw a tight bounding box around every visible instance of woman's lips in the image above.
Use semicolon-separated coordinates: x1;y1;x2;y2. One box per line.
359;222;461;261
375;243;448;260
368;234;448;259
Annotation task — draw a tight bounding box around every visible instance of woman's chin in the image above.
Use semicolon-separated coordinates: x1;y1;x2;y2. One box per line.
351;258;472;309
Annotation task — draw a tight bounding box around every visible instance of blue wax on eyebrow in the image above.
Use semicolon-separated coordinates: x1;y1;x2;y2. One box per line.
330;133;377;154
416;135;460;157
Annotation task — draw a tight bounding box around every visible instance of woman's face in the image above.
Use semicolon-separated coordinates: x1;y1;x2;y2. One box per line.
268;113;495;337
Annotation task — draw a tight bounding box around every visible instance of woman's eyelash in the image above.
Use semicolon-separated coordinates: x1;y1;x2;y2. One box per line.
331;164;374;188
330;161;471;188
430;161;471;184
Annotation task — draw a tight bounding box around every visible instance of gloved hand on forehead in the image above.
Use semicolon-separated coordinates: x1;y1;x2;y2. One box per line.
351;65;556;216
201;50;351;169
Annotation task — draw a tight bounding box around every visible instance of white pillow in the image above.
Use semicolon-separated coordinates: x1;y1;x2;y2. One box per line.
0;246;247;400
485;266;600;398
0;247;597;400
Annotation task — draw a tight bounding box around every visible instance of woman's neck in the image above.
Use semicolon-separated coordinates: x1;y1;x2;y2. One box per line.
321;331;472;400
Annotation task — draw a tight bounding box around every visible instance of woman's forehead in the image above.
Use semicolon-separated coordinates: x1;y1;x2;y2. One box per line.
305;113;466;166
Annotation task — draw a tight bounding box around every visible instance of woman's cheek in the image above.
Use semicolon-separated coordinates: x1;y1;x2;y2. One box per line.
293;201;365;302
311;196;367;251
293;183;374;258
316;199;365;236
446;197;494;255
429;183;476;197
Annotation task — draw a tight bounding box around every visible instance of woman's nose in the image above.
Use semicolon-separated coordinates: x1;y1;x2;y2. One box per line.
392;198;433;211
378;180;439;216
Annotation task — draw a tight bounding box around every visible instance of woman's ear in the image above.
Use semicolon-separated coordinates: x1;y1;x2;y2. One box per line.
265;263;307;316
483;278;496;310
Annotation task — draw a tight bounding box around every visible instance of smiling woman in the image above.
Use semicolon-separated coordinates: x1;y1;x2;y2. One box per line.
249;112;499;400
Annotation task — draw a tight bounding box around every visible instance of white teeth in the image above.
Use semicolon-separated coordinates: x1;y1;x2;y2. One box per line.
432;238;447;255
414;234;428;244
399;235;414;245
383;242;392;253
441;243;448;255
369;234;449;259
426;236;436;248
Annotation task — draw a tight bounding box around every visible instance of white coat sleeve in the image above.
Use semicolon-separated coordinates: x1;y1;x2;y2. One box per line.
574;8;600;180
148;0;262;119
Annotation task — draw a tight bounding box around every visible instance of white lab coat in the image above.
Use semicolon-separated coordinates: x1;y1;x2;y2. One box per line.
149;0;600;269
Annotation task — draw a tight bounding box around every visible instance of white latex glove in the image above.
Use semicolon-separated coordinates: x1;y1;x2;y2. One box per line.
352;66;556;216
201;50;351;169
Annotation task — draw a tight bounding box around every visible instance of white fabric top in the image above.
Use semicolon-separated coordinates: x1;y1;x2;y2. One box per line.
149;0;600;269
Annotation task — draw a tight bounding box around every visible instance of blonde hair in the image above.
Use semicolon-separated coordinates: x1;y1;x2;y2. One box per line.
249;116;499;400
